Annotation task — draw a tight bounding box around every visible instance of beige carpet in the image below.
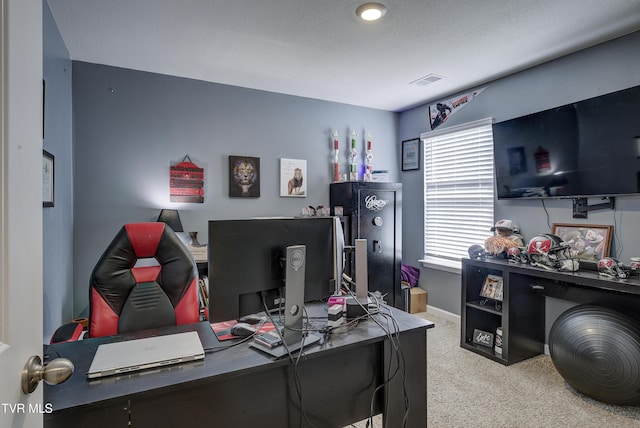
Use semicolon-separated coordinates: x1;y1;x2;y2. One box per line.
348;308;640;427
420;309;640;428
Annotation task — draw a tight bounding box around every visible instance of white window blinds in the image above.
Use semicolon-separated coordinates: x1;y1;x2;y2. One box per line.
421;118;494;261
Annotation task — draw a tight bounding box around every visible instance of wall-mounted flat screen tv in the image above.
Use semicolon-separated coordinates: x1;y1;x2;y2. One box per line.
493;85;640;199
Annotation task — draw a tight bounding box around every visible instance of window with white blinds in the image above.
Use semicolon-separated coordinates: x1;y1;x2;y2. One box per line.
421;118;494;262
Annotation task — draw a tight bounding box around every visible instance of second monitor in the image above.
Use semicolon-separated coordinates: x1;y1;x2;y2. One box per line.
208;217;344;322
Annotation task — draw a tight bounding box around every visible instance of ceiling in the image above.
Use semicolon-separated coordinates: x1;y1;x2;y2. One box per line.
47;0;640;112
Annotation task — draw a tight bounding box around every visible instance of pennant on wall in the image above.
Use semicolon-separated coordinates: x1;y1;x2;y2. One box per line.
428;87;486;130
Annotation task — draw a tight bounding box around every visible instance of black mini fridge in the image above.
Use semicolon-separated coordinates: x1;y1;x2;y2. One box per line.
330;182;403;309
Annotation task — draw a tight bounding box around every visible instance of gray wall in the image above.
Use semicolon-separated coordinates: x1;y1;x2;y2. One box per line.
43;0;74;343
71;62;399;315
44;7;640;342
399;31;640;323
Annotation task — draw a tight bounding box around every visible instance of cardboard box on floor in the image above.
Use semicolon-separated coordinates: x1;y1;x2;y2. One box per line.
409;287;427;313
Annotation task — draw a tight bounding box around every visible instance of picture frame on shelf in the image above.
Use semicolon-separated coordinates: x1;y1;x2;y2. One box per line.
401;138;420;171
551;223;613;262
43;150;54;207
480;274;503;302
472;328;494;348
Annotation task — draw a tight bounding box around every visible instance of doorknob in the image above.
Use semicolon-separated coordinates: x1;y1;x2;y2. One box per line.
21;355;74;394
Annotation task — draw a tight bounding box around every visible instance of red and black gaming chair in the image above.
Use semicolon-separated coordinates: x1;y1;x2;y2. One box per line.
88;222;200;337
50;222;200;342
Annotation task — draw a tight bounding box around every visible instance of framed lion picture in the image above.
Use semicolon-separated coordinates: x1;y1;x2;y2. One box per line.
229;156;260;197
280;158;307;197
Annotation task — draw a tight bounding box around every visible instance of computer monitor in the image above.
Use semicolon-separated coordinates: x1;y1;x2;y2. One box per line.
208;217;344;322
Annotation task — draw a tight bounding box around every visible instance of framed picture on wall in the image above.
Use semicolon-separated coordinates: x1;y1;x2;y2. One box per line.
43;79;46;139
229;155;260;197
551;223;613;262
170;155;205;203
402;138;420;171
280;158;307;197
43;150;54;207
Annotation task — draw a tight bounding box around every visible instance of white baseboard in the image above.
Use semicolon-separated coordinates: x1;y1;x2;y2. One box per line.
426;305;460;324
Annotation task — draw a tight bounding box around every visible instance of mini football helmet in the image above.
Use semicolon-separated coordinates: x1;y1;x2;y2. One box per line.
598;257;628;279
507;246;528;264
527;234;578;272
467;244;486;260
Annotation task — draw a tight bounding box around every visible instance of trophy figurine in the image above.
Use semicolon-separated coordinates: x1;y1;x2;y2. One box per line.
364;134;373;181
333;130;340;182
349;130;358;181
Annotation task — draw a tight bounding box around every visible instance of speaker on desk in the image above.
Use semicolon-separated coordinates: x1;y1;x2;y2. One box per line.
283;245;306;346
346;239;370;319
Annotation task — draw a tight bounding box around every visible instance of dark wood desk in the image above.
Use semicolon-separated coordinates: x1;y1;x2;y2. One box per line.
44;303;433;428
462;258;640;365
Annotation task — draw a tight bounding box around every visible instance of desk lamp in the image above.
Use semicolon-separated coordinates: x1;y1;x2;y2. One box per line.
157;209;184;232
157;209;203;247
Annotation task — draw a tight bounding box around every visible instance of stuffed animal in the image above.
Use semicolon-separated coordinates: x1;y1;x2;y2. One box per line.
484;219;524;256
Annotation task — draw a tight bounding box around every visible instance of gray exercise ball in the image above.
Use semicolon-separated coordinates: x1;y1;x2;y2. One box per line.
549;304;640;405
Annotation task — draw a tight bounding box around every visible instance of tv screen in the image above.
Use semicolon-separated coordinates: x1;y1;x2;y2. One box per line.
493;85;640;199
208;217;342;322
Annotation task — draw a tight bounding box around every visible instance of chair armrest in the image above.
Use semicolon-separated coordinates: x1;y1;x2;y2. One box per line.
50;322;85;344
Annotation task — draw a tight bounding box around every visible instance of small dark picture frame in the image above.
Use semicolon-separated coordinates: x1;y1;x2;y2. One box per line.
43;150;54;207
472;328;494;348
402;138;420;171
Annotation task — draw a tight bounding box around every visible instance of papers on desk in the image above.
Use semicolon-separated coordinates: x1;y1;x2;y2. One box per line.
187;244;207;262
211;320;277;341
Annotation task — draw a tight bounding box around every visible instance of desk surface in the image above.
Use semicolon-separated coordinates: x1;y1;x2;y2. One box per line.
465;257;640;296
45;303;433;421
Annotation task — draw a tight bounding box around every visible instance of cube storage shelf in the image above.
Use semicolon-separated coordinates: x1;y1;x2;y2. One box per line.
461;258;545;366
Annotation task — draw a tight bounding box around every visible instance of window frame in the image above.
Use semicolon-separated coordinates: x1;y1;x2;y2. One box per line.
419;118;495;272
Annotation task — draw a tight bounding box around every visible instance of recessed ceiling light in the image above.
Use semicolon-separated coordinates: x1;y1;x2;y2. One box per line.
356;3;387;21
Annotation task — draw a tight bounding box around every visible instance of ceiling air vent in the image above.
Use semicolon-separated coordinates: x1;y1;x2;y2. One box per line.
409;74;445;87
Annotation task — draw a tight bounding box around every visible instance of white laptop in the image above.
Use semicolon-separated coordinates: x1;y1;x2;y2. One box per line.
87;331;205;379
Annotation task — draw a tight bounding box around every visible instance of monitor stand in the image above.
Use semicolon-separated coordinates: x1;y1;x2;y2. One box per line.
251;245;320;358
